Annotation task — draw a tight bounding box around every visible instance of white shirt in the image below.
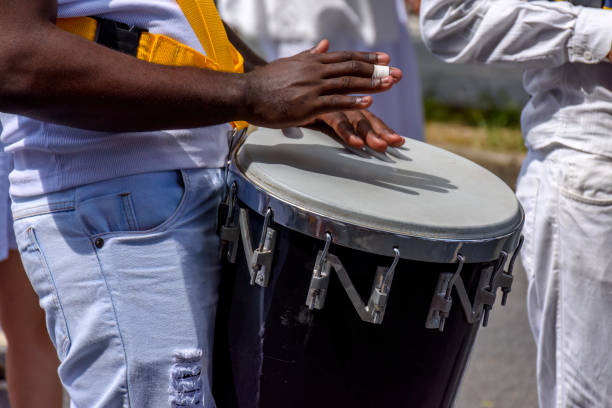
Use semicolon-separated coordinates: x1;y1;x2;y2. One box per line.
420;0;612;157
1;0;231;197
218;0;400;46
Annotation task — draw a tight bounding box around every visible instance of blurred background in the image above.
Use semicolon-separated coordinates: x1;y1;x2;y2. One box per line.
0;6;536;408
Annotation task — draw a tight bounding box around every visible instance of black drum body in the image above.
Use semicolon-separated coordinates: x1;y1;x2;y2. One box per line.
214;209;495;408
214;126;524;408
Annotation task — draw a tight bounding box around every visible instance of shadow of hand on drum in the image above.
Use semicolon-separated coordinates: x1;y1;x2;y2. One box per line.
241;143;457;196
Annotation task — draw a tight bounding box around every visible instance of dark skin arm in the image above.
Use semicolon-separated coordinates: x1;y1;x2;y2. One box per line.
0;0;400;134
223;22;405;151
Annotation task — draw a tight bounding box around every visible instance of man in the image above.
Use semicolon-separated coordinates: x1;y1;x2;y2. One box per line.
0;0;404;406
421;1;612;406
0;147;62;408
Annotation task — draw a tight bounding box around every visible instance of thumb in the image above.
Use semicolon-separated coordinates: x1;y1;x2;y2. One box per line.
310;39;330;54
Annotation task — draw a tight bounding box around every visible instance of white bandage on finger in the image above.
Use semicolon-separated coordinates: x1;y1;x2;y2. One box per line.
372;64;390;79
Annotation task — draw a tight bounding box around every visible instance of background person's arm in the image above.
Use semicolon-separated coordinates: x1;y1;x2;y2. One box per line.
420;0;612;67
0;0;399;133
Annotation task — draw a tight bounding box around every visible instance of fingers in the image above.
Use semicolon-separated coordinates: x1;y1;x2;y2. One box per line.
309;39;330;55
316;95;373;114
323;60;377;78
347;111;389;152
323;61;403;83
322;75;396;94
318;109;404;152
317;50;389;65
320;112;365;149
361;110;405;147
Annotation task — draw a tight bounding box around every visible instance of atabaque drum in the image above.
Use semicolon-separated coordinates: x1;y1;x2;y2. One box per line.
213;126;524;408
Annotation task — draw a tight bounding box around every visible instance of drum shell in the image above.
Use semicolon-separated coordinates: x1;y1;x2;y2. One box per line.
213;206;494;408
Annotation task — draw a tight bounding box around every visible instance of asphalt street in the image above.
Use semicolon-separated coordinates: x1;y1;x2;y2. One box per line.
455;260;538;408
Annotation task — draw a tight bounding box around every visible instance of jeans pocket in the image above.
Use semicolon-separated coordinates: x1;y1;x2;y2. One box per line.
77;170;188;236
18;226;71;359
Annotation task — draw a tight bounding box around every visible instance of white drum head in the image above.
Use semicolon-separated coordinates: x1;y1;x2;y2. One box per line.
230;127;523;262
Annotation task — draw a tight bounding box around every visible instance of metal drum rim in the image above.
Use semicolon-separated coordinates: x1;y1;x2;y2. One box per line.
228;157;524;263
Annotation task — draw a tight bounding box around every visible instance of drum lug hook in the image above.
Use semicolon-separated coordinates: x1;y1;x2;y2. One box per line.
306;240;401;325
219;182;240;263
479;234;524;326
425;235;523;331
306;232;333;310
239;207;278;288
367;247;400;324
425;254;465;332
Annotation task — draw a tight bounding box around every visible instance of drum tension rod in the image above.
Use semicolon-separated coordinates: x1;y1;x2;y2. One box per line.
218;183;279;288
219;182;240;263
239;207;278;288
306;236;401;325
425;236;524;332
306;233;333;310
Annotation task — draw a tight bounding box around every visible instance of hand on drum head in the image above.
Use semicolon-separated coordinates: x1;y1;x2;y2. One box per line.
305;109;405;152
241;39;402;129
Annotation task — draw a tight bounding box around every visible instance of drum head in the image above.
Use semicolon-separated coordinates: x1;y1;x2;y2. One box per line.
229;127;523;262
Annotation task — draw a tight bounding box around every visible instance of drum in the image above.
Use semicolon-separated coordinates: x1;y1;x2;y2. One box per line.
213;127;523;408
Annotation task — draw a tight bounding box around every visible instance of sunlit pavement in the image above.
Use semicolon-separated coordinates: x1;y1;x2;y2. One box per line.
455;260;538;408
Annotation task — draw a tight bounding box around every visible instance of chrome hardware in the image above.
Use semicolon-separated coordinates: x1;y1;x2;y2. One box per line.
500;235;524;306
219;183;240;263
305;243;402;325
227;159;524;265
306;233;332;310
425;255;465;331
367;247;400;324
239;207;277;288
425;236;523;331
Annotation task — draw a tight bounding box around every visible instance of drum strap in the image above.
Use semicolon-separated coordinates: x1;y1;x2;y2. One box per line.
56;0;249;129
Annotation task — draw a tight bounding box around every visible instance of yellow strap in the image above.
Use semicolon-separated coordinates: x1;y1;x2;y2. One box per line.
56;17;98;41
57;16;248;128
175;0;235;72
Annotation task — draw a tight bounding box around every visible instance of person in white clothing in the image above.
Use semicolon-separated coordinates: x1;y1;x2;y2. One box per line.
219;0;424;141
0;0;405;405
0;147;62;408
420;0;612;406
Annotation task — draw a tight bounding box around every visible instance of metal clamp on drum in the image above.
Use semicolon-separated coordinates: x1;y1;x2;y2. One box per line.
219;183;278;288
306;232;401;325
242;208;277;287
219;183;240;263
426;235;524;331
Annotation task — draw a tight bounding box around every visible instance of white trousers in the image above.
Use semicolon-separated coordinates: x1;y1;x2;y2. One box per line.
516;147;612;408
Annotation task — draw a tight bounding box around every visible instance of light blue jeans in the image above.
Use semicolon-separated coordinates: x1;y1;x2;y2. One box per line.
11;168;224;408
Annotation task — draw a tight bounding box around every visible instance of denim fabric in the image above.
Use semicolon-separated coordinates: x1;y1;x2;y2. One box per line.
12;168;224;408
0;149;16;261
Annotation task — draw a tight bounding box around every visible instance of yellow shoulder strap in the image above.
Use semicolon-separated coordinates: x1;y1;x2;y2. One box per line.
175;0;235;72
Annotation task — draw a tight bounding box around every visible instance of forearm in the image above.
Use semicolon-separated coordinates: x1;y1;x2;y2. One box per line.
420;0;612;68
0;21;249;132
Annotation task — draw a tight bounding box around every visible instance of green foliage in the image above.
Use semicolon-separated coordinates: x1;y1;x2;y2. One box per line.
424;97;522;128
424;97;526;152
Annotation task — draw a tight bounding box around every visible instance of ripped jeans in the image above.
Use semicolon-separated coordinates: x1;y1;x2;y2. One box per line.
11;168;224;408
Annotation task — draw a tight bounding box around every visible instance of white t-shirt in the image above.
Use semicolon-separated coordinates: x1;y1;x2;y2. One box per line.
1;0;232;197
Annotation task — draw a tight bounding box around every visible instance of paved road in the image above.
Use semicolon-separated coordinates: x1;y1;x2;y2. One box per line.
455;260;538;408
